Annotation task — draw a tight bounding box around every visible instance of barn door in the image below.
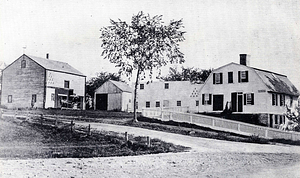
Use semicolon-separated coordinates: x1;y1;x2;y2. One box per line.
96;94;108;110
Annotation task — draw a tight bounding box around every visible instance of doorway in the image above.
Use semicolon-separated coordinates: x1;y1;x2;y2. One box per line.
231;92;243;112
96;94;108;110
213;95;224;111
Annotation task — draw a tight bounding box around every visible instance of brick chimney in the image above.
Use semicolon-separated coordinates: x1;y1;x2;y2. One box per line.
240;54;250;66
46;53;49;59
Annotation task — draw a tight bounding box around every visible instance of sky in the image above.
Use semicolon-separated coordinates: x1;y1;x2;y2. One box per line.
1;0;300;90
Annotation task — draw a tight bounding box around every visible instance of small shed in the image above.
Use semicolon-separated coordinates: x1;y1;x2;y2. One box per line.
94;80;132;112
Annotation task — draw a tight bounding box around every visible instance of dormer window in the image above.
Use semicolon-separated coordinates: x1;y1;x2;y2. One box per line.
164;83;169;89
21;60;26;68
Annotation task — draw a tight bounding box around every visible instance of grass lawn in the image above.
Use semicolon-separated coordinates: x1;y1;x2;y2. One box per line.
0;117;188;159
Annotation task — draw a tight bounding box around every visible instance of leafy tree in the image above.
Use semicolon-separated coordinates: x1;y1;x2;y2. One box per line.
100;11;185;122
86;72;121;98
162;66;212;83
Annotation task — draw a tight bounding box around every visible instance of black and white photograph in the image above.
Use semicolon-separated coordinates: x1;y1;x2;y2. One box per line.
1;0;300;177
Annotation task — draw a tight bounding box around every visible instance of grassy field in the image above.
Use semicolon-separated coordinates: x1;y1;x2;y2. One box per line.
0;116;188;159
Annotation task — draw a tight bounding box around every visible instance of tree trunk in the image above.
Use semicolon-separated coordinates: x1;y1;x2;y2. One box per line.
133;66;140;122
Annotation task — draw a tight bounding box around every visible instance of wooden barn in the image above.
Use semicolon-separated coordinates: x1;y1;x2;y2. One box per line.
1;54;86;109
94;80;132;112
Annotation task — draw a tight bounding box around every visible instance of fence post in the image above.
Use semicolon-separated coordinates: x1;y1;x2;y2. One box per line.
189;115;193;123
170;112;173;120
14;110;17;120
237;123;241;131
125;132;128;141
147;136;151;147
265;129;268;138
88;124;91;136
40;114;43;126
212;118;215;127
0;108;2;119
55;117;58;128
71;120;74;133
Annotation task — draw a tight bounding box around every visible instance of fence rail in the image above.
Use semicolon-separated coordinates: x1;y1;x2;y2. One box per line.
142;108;300;141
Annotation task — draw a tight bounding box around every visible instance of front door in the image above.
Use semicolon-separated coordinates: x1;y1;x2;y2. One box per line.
96;94;108;110
231;92;243;112
213;95;224;111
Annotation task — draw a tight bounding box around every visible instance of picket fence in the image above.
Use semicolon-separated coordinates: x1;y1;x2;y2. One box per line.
142;107;300;141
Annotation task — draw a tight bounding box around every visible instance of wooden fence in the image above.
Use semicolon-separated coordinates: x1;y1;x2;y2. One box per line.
142;108;300;141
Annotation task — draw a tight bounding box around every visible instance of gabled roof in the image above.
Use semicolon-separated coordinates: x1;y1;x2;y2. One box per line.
109;80;132;93
252;67;300;96
211;62;299;96
27;55;85;77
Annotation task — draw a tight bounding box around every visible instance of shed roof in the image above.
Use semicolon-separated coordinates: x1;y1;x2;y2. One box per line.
109;80;132;93
27;55;85;77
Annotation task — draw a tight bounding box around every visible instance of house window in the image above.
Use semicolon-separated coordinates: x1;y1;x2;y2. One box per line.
51;93;55;101
228;72;233;83
156;101;160;107
165;83;169;89
244;93;254;105
64;80;70;88
202;93;212;105
272;93;278;106
238;71;249;83
280;94;285;106
8;95;12;103
213;73;223;84
21;60;26;68
196;100;199;106
146;101;150;108
177;101;181;106
32;94;37;103
140;84;144;90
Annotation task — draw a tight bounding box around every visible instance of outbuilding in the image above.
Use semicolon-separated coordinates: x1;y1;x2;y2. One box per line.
94;80;132;112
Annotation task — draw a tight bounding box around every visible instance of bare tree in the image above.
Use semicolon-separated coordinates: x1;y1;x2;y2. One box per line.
100;11;185;122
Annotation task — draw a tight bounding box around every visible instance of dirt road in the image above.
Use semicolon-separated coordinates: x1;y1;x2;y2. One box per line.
1;122;300;178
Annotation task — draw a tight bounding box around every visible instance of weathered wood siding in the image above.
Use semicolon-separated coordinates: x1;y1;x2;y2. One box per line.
1;55;45;108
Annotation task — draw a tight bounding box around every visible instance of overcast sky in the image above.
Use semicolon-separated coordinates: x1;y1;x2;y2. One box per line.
1;0;300;90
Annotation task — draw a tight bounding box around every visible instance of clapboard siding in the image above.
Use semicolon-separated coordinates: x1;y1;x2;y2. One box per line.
1;55;45;108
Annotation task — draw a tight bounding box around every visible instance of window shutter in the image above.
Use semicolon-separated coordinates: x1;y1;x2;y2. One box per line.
251;93;254;105
245;71;249;82
202;94;205;105
213;73;216;84
238;71;241;83
209;94;212;105
244;94;246;105
220;73;223;84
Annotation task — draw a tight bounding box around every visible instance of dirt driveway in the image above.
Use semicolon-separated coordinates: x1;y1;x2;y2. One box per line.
1;122;300;178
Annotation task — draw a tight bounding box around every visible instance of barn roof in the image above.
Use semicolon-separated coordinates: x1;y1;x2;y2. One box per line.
109;80;132;93
252;67;300;96
27;55;85;77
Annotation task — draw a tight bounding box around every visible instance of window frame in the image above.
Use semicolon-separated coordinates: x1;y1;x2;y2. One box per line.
164;83;169;89
21;60;26;68
202;93;212;105
238;71;249;83
64;80;70;89
146;101;150;108
279;94;285;106
140;84;144;90
155;101;160;107
213;73;223;84
244;93;254;105
228;72;233;83
272;93;278;106
8;95;12;103
177;100;181;107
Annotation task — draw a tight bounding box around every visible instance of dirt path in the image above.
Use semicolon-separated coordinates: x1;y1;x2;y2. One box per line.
78;122;300;154
1;122;300;178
